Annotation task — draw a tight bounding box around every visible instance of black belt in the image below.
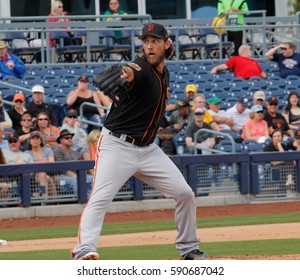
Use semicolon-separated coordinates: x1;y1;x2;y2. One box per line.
109;132;149;147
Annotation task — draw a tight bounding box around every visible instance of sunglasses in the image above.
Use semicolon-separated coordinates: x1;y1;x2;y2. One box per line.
256;111;264;114
22;119;32;122
67;115;77;118
14;100;24;103
195;113;204;116
269;103;278;106
79;80;88;83
256;99;264;102
8;139;18;144
38;118;48;121
110;2;118;5
63;137;72;140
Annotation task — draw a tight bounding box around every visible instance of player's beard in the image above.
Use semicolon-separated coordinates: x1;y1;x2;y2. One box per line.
146;51;165;67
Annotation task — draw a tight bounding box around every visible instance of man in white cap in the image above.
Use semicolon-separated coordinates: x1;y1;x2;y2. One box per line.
253;90;266;109
0;40;26;79
25;84;58;126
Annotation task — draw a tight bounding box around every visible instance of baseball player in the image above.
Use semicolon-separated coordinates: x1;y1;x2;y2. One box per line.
71;23;208;260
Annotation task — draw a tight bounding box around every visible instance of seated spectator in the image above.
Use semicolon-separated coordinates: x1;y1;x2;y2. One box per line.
226;96;251;133
0;148;11;200
34;112;60;148
3;132;33;164
185;108;215;154
60;109;87;151
66;75;110;132
252;90;266;109
210;44;267;79
0;125;9;150
207;96;234;130
80;129;101;174
185;84;197;107
7;92;27;131
25;84;58;127
263;129;295;193
264;96;294;139
0;40;26;79
282;91;300;132
265;42;300;78
53;129;93;195
0;95;12;130
24;131;57;197
241;105;269;143
15;112;34;150
193;94;219;131
288;129;300;151
169;99;194;131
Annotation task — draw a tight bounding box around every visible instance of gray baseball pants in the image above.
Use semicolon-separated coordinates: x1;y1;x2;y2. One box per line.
72;127;200;257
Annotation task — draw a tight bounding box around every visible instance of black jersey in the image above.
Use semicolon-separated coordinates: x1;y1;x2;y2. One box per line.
105;56;170;145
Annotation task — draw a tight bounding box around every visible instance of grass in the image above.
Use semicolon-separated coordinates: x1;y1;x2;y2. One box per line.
0;239;299;260
0;212;299;241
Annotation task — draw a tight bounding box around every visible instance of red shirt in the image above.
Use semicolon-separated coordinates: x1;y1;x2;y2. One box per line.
225;56;264;79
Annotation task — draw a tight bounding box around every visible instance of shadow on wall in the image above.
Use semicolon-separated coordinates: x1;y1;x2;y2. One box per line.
192;6;218;19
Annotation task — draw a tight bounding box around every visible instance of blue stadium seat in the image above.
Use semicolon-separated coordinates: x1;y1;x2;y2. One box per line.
242;139;264;152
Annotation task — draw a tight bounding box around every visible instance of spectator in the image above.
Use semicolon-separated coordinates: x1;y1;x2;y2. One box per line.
66;75;110;132
185;84;197;106
289;129;300;151
264;96;294;139
60;109;87;151
185;108;215;154
25;84;58;127
217;0;249;56
104;0;128;39
0;40;26;79
0;95;12;130
34;112;60;148
282;91;300;132
265;42;300;78
0;125;9;150
263;129;295;193
252;90;266;109
15;112;34;150
48;1;79;62
169;99;194;131
226;96;251;133
80;129;101;175
193;94;219;131
3;132;33;164
24;131;57;197
7;92;27;131
207;96;234;130
241;105;269;143
53;129;93;195
210;44;267;79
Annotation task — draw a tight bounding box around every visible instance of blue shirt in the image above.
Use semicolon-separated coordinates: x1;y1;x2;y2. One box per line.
273;52;300;78
0;53;26;79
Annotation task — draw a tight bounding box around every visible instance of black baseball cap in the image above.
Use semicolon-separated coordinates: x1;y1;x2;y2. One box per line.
78;75;89;82
139;23;169;40
67;109;78;118
267;96;278;105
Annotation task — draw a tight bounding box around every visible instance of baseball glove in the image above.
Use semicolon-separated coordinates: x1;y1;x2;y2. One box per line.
93;65;129;105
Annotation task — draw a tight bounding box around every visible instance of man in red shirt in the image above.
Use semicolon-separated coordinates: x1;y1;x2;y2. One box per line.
210;44;267;79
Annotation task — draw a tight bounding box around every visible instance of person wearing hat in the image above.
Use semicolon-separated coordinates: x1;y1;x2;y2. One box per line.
210;44;267;79
169;98;194;130
60;109;87;151
72;23;208;261
24;131;57;197
15;112;34;150
226;96;251;133
185;107;216;154
264;96;294;139
0;95;12;130
3;132;33;164
7;92;27;130
253;90;266;109
0;40;26;79
208;96;234;130
241;104;269;143
53;129;93;196
66;75;111;133
25;84;58;127
185;84;197;104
